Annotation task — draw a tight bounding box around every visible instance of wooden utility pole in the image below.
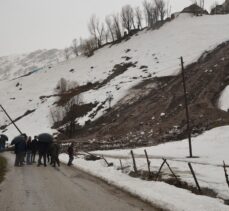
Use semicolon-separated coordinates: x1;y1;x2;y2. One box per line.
0;104;23;135
180;57;193;158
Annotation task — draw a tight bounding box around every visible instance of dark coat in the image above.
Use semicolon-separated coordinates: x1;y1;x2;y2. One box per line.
67;145;74;156
51;143;60;156
15;140;26;154
37;141;50;154
31;139;38;152
26;140;32;151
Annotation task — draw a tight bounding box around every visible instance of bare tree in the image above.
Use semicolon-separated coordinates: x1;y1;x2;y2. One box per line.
88;15;98;45
71;39;78;57
152;3;159;24
79;37;97;57
166;0;172;18
190;0;204;8
121;5;135;34
50;80;82;138
155;0;166;21
105;15;115;42
143;0;153;27
104;29;110;43
199;0;205;9
210;1;219;14
190;0;205;15
64;47;70;60
88;15;104;48
112;13;122;41
96;21;105;47
50;107;64;127
63;94;82;138
135;6;143;29
225;0;229;13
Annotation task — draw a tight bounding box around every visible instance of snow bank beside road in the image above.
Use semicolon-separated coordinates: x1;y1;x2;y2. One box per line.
92;126;229;201
59;154;228;211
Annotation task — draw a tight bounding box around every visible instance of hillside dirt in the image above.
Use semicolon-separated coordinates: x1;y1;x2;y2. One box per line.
68;42;229;151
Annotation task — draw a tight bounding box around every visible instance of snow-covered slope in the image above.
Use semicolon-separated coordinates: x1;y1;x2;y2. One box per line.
1;14;229;140
0;49;65;81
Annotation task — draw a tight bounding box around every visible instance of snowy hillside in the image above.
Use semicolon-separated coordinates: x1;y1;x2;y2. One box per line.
1;13;229;140
0;49;65;81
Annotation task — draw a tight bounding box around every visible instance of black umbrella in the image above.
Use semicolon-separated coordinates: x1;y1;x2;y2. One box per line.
11;135;25;145
38;133;53;143
0;134;8;142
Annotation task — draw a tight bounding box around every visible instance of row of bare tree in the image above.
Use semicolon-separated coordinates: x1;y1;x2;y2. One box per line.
63;0;171;59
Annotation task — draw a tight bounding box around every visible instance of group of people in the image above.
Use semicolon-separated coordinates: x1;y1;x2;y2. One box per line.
13;134;75;167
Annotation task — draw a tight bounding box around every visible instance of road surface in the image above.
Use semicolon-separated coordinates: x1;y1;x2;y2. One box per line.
0;153;159;211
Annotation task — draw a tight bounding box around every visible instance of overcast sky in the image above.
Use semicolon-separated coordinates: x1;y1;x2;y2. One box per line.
0;0;224;56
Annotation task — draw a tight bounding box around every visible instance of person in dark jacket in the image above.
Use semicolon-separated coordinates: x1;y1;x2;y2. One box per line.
67;143;74;166
51;142;60;167
31;136;38;163
26;136;32;165
0;135;6;151
37;141;50;167
0;139;4;151
47;144;52;165
14;134;27;167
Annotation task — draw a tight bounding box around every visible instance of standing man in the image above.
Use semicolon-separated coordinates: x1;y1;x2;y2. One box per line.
14;134;27;167
0;134;8;151
26;136;32;165
37;141;49;167
31;136;38;163
0;137;3;151
67;143;74;166
51;142;60;167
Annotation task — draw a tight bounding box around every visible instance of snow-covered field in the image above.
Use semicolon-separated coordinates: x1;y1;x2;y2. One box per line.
60;126;229;211
1;14;229;140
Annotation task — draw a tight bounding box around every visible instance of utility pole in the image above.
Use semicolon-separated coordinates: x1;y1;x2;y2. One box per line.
180;57;193;158
0;104;23;135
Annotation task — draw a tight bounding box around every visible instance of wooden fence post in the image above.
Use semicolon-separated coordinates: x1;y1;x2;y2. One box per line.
155;159;166;181
163;158;179;182
119;159;123;172
130;150;138;173
102;155;113;167
188;162;201;193
223;161;229;187
144;150;151;177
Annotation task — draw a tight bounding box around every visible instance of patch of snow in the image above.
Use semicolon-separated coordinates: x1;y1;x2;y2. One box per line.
218;86;229;111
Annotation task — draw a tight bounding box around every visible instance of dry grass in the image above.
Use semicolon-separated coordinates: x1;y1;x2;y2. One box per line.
0;155;7;183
